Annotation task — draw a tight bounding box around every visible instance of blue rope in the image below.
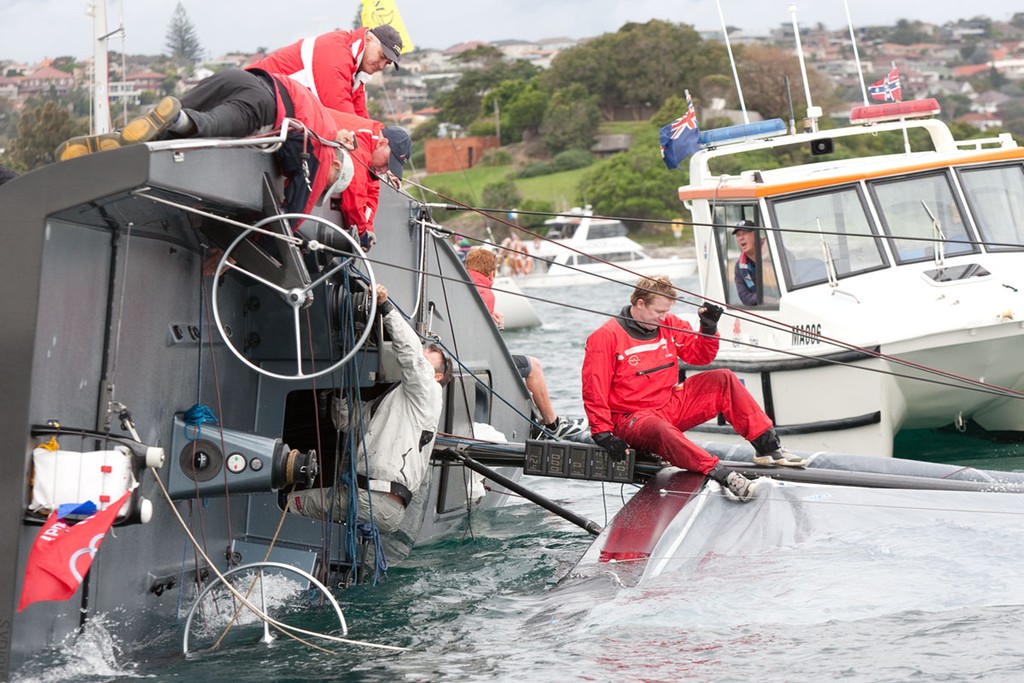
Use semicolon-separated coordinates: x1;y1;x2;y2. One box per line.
356;521;389;584
183;403;218;441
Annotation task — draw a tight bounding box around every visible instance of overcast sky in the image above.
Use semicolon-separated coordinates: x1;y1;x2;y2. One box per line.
0;0;1016;64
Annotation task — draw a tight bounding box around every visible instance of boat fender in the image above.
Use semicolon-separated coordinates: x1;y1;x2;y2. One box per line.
145;446;166;469
139;497;153;524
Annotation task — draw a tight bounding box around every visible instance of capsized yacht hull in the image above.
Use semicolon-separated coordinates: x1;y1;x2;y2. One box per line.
0;141;532;678
565;447;1024;590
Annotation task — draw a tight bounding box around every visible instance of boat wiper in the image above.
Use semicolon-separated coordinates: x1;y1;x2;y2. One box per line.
816;218;839;288
920;200;946;267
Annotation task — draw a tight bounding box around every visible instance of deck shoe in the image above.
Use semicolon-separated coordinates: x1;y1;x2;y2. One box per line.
55;97;182;162
536;415;589;441
708;463;754;502
752;448;807;468
120;96;182;144
55;133;122;161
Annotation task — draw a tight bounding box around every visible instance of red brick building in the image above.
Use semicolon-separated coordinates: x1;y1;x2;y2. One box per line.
424;136;499;174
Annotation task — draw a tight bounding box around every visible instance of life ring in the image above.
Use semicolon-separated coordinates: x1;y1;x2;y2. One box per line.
507;246;532;276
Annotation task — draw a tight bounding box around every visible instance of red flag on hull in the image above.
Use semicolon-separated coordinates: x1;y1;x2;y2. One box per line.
17;490;132;612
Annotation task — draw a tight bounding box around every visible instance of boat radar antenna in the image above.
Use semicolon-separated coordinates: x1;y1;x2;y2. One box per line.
843;0;870;106
715;0;749;125
788;2;820;133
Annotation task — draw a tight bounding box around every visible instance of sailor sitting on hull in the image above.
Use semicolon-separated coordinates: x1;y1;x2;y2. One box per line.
283;284;452;532
581;275;805;503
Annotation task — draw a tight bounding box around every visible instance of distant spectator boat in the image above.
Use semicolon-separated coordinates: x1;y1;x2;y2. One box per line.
507;206;696;289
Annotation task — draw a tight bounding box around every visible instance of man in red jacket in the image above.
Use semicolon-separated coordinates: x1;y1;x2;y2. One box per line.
248;25;402;118
328;110;411;251
581;275;804;502
55;70;353;220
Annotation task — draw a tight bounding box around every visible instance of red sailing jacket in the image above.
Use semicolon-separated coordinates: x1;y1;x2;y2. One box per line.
250;28;370;118
329;110;384;237
268;75;340;217
469;269;496;314
582;310;719;435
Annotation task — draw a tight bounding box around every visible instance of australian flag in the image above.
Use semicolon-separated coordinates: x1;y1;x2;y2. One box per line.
869;66;903;103
660;90;701;170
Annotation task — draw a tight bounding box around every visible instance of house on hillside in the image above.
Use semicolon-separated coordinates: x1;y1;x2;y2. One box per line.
973;90;1012;114
127;71;165;93
956;112;1003;131
424;135;499;174
17;65;75;96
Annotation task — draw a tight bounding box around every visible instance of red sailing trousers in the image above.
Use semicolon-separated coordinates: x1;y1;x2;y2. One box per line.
612;369;773;474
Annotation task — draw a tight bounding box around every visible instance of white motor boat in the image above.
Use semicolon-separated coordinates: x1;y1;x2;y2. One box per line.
678;100;1024;457
506;206;696;289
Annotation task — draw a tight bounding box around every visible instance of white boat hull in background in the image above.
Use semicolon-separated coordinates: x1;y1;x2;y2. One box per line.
492;277;541;329
512;255;696;289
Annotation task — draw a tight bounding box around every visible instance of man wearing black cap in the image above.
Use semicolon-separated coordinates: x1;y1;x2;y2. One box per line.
732;220;779;306
328;109;410;251
249;24;403;119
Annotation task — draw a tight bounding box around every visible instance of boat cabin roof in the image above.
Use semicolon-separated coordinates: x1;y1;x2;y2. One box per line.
678;115;1021;202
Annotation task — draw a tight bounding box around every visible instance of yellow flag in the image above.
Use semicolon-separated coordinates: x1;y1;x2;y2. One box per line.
361;0;414;53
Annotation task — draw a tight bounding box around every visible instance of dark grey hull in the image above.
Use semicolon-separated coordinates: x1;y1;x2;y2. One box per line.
0;142;532;677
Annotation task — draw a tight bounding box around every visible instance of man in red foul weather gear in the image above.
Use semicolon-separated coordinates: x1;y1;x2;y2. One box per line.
581;275;805;502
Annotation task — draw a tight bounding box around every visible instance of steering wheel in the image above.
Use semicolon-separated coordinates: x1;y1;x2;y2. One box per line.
211;213;377;380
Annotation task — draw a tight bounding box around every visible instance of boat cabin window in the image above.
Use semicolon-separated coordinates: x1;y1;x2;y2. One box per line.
869;172;978;263
573;251;636;265
713;205;780;306
957;164;1024;252
546;222;577;239
770;186;888;290
587;221;629;239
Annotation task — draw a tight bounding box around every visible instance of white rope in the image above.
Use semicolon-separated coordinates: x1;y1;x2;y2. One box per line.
151;474;408;652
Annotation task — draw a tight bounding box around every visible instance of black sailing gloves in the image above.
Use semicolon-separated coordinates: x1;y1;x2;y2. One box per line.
592;431;631;462
698;301;724;335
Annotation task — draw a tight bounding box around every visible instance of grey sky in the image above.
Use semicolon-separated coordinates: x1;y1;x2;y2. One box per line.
0;0;1015;64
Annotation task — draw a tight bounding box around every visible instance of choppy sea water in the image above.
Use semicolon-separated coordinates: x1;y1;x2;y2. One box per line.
19;277;1024;682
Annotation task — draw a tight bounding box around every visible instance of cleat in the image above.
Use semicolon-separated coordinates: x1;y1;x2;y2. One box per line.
121;96;182;144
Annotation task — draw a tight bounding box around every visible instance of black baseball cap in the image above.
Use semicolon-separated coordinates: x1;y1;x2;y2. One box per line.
382;126;411;179
369;25;403;69
732;219;756;234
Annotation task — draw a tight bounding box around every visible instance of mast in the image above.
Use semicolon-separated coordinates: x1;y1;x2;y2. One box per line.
714;0;749;125
788;2;820;133
843;0;870;106
87;2;111;135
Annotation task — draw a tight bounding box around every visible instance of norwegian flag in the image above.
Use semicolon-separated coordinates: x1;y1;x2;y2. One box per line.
869;66;903;102
660;90;701;170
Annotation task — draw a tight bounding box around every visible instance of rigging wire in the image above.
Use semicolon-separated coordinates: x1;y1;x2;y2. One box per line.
376;181;1024;404
356;246;1024;404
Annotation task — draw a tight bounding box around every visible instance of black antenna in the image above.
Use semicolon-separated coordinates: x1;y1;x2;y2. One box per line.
784;75;796;135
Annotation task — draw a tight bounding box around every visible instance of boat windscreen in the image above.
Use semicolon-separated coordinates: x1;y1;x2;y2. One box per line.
958;163;1024;252
771;187;888;289
871;172;978;263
